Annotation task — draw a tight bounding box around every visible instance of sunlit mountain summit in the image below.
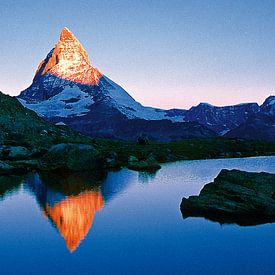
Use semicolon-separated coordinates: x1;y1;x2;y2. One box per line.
34;27;102;86
17;28;275;141
17;27;215;141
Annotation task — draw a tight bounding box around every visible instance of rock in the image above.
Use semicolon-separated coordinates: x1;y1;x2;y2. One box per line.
40;143;106;171
40;130;48;136
8;159;40;171
0;161;14;172
0;146;30;160
7;146;30;159
128;156;139;163
127;155;161;172
181;169;275;226
0;160;28;175
0;132;4;144
105;152;121;169
28;148;48;158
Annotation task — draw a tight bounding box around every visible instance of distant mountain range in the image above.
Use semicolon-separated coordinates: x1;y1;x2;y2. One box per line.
17;27;274;141
225;96;275;141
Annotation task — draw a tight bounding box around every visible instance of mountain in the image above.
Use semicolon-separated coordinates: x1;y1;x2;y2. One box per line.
0;91;77;147
260;95;275;115
226;96;275;141
182;102;260;135
17;27;273;141
17;27;216;141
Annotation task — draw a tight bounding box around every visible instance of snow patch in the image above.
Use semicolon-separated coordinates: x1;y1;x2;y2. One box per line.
102;76;184;121
55;122;66;126
18;85;94;118
220;129;230;136
267;99;275;106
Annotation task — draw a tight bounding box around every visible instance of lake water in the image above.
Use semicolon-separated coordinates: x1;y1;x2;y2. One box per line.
0;156;274;274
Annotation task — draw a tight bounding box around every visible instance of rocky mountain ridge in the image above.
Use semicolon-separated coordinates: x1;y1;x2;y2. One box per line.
17;27;275;141
226;96;275;141
18;27;216;141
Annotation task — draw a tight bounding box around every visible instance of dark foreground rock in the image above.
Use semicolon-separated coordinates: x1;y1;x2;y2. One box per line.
181;169;275;226
0;145;31;160
0;160;31;175
40;143;106;171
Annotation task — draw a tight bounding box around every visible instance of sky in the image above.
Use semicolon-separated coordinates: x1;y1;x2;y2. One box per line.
0;0;275;109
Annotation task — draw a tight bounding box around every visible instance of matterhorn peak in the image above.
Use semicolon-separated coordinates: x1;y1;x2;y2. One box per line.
34;27;102;85
60;27;76;42
19;28;214;143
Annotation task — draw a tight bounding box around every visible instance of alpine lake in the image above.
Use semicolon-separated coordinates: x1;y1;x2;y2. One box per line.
0;156;274;274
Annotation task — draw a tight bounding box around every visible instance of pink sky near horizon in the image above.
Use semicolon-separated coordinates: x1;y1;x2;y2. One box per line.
2;67;272;109
0;1;275;109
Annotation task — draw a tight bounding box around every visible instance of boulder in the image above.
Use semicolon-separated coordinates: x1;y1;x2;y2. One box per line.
127;155;161;172
0;161;15;173
0;146;30;160
0;160;28;175
128;156;139;163
181;169;275;225
105;152;121;169
40;143;106;171
9;159;40;171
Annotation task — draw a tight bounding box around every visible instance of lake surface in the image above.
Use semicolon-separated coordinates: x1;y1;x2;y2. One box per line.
0;156;274;274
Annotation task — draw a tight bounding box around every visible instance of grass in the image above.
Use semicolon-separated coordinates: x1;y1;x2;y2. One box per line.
93;138;275;164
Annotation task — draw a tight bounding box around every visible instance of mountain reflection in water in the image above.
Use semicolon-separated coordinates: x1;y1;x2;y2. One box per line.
0;175;23;200
0;157;274;274
43;191;103;252
0;170;134;253
24;171;108;252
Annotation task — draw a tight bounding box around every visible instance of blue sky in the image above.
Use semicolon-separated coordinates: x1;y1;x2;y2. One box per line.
1;0;275;108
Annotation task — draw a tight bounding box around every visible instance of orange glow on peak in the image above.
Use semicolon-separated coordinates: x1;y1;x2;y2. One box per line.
35;27;102;85
60;27;76;42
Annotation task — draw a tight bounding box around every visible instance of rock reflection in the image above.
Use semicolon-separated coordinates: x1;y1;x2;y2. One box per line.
0;175;24;200
24;171;106;252
138;171;157;184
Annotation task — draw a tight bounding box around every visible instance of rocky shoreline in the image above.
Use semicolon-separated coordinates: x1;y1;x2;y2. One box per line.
1;141;275;175
181;169;275;226
1;89;274;175
0;143;162;174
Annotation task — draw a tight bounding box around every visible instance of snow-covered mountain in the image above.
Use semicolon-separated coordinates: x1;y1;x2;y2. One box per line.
183;102;260;135
18;27;215;141
226;96;275;141
18;27;274;141
18;27;185;122
260;96;275;116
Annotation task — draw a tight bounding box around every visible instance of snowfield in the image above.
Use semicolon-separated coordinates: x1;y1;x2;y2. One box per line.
18;85;94;118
